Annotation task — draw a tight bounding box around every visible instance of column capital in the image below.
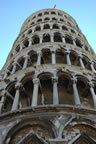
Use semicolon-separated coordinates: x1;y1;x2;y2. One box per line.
89;60;94;65
71;77;77;83
24;54;30;59
78;53;83;59
88;81;94;88
15;82;23;90
33;78;40;85
65;50;71;54
37;51;42;55
52;77;58;83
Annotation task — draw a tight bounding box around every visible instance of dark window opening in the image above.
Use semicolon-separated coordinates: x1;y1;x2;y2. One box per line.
54;33;62;42
62;25;68;31
16;45;20;52
23;39;29;47
38;13;42;17
52;17;57;21
71;29;75;33
37;19;42;22
28;29;32;34
51;11;56;15
44;24;50;29
32;35;40;45
76;39;82;48
44;11;49;15
43;34;50;42
65;36;73;44
53;24;59;29
35;26;41;31
44;17;50;21
60;19;64;22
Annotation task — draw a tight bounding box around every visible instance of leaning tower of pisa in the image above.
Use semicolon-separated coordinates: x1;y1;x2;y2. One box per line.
0;9;96;144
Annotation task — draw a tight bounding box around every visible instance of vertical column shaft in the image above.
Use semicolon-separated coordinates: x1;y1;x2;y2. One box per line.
12;62;17;74
37;52;42;65
52;51;56;64
89;82;96;108
66;51;71;65
32;78;39;106
71;78;81;105
12;83;22;111
23;55;29;69
52;77;59;104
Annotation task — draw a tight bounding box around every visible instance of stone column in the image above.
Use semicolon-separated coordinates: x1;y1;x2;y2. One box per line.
71;77;81;105
41;25;43;30
90;61;96;73
11;61;17;74
12;82;22;111
32;78;39;106
66;51;71;65
28;38;32;46
37;52;42;65
0;90;5;113
73;38;76;46
40;36;42;44
51;34;54;42
52;77;59;104
78;54;85;69
62;36;65;43
89;82;96;108
51;51;56;64
23;55;29;69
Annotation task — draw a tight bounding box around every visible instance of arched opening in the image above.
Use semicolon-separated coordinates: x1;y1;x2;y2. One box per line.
32;35;40;45
44;17;50;21
6;119;55;144
28;51;37;66
53;24;59;29
70;52;80;66
43;33;50;43
77;76;93;108
44;11;49;15
37;19;42;22
58;72;74;105
56;49;66;64
75;39;82;48
52;17;57;21
65;36;73;44
2;84;16;113
71;29;75;34
38;13;42;17
31;22;35;25
82;56;91;70
42;49;51;64
43;24;50;29
62;25;68;31
28;29;32;34
20;77;34;108
60;19;64;22
35;26;41;31
54;32;62;42
85;45;89;51
38;73;53;105
15;45;20;53
23;39;29;47
51;11;56;15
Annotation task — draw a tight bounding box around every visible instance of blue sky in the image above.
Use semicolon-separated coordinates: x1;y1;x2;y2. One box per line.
0;0;96;70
